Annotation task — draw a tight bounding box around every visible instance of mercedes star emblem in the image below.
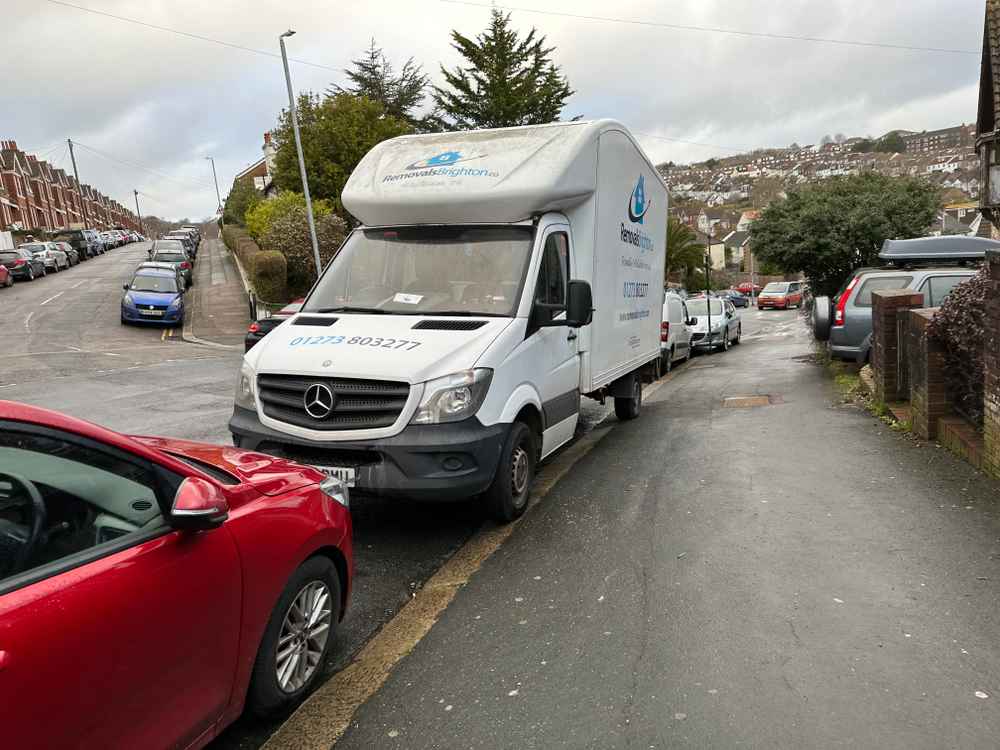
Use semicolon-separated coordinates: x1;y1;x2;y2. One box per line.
303;383;336;419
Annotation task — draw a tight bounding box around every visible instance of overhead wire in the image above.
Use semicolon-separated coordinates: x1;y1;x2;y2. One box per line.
439;0;979;55
44;0;343;72
70;141;218;193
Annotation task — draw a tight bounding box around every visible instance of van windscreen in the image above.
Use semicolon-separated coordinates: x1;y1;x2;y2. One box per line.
303;226;535;316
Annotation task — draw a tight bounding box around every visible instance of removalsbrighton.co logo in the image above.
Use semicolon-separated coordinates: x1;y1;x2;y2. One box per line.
620;174;654;253
382;150;499;183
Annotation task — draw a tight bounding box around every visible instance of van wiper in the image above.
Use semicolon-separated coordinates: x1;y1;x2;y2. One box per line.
420;310;505;317
311;306;390;314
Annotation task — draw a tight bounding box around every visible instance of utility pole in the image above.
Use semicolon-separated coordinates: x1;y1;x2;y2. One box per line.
134;190;144;235
280;29;322;278
67;138;89;229
705;229;713;341
206;156;223;226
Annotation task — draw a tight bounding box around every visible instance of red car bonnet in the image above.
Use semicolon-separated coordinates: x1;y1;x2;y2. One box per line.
0;400;319;497
131;436;322;497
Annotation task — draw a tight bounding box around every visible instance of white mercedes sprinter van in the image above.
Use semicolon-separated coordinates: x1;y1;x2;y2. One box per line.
230;120;666;521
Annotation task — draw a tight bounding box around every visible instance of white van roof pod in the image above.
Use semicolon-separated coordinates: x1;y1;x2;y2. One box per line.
342;119;653;226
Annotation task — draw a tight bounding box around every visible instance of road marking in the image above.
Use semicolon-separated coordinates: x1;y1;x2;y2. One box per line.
264;422;618;750
71;280;86;289
161;329;167;342
23;311;33;332
39;292;64;306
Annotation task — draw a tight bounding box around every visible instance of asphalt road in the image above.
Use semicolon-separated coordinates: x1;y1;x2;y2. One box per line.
332;305;1000;749
4;245;758;749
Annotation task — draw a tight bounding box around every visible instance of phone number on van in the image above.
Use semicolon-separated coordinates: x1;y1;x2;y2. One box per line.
288;335;422;350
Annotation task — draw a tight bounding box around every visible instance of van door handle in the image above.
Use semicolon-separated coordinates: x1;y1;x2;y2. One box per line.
567;332;578;342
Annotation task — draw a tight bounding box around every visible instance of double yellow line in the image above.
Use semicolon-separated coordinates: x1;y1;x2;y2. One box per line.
160;328;175;342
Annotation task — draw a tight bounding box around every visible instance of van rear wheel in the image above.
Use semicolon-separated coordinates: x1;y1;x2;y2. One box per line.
485;421;535;523
614;374;642;421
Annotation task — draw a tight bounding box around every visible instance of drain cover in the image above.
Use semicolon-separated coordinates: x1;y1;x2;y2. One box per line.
724;395;772;408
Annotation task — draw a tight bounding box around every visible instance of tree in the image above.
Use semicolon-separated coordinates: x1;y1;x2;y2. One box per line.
262;207;348;296
223;179;260;227
876;132;906;153
433;9;573;129
851;138;874;153
835;133;846;144
751;173;939;297
244;191;333;242
271;93;411;218
330;39;432;129
820;134;833;145
665;217;704;281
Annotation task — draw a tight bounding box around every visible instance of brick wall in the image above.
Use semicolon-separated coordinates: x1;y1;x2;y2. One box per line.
984;250;1000;478
909;308;950;440
871;290;925;403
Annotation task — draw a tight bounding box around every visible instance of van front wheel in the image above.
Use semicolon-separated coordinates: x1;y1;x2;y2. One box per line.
485;421;535;523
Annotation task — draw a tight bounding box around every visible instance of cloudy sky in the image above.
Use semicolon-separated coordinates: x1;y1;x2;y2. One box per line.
3;0;986;219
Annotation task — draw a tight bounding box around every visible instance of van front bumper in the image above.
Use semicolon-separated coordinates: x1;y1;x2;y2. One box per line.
229;406;508;501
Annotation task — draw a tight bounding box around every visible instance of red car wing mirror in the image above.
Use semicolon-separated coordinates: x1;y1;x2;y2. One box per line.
170;477;229;531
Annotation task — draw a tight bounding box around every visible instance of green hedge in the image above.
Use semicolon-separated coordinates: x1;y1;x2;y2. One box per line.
252;251;288;303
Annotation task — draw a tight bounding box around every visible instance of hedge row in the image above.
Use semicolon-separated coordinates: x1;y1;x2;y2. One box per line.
221;225;288;303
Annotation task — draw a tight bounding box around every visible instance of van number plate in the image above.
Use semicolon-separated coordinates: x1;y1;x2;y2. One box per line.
311;465;356;487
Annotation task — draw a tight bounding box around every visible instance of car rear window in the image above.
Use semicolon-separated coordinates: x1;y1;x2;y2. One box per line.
154;253;186;262
854;275;914;307
0;251;18;261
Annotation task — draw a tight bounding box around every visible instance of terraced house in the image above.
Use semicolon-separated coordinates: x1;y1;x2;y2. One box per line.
0;139;138;232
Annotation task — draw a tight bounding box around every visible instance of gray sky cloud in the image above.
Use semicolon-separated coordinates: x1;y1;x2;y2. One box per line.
3;0;985;219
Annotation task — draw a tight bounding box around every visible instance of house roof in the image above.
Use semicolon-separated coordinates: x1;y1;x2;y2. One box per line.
978;0;1000;135
723;230;751;248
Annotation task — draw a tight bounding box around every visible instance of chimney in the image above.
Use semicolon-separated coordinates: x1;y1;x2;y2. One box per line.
263;131;271;145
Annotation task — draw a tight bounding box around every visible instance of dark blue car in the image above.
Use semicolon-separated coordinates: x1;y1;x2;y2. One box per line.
121;269;185;326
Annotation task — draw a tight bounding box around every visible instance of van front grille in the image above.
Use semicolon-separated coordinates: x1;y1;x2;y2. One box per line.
258;374;409;431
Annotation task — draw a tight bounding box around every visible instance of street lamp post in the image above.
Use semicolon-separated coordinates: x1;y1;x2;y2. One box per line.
206;156;223;226
279;29;322;279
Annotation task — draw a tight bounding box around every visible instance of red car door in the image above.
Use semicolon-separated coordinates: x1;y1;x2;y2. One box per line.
0;425;242;750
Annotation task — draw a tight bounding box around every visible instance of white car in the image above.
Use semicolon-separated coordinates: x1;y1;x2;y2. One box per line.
687;296;741;352
660;291;694;372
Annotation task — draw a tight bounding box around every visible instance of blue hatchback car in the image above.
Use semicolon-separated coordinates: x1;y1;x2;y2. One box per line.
121;268;185;326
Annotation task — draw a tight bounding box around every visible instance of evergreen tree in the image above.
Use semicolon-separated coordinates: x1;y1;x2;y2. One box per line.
433;9;574;130
329;39;431;129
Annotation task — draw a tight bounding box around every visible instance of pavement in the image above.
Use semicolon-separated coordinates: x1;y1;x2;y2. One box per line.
184;234;251;348
312;307;1000;750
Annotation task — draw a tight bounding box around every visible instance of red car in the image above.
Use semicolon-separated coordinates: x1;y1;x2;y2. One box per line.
0;401;352;750
0;263;11;288
756;280;805;309
736;281;762;295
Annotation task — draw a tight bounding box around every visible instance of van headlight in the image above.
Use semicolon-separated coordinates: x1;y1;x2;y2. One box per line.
234;361;257;410
411;369;492;425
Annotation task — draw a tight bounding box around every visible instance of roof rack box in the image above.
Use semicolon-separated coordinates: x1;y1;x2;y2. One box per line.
879;235;1000;262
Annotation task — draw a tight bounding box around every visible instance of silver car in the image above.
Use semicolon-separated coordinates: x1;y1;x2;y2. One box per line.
687;296;741;352
813;236;994;363
21;242;69;272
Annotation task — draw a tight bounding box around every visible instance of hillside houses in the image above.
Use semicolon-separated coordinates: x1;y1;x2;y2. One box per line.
660;124;982;212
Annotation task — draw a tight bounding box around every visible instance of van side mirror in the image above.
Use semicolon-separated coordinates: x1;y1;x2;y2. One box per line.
566;279;593;328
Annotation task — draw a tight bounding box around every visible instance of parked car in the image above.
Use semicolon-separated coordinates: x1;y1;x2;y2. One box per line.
660;291;694;372
53;241;79;266
121;268;187;326
82;229;104;256
135;260;186;291
52;229;90;262
147;238;187;260
687;296;742;352
736;281;763;296
757;281;804;309
164;232;197;260
720;289;750;308
813;236;991;363
22;242;69;272
0;399;352;749
0;262;12;288
0;248;46;281
245;299;304;352
150;246;193;288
